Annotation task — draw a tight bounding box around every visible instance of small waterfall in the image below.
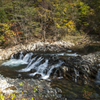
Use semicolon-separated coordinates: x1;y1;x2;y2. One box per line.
41;61;63;80
29;59;49;79
74;68;79;83
36;59;48;73
23;52;33;62
18;56;44;72
25;56;37;68
11;52;17;59
1;51;79;80
53;68;63;79
11;54;14;59
95;68;100;84
19;51;24;59
1;59;28;67
2;52;33;67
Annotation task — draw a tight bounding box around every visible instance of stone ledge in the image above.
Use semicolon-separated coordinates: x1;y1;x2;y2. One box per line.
0;41;75;60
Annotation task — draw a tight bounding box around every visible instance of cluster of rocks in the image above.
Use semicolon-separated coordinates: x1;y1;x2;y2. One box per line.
1;40;100;99
0;74;63;100
0;41;75;60
61;52;100;85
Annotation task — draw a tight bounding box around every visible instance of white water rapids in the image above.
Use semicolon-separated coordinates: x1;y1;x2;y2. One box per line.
1;51;80;80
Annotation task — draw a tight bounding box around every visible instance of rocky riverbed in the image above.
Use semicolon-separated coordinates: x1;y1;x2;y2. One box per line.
1;40;100;100
0;40;74;99
0;74;64;100
1;51;100;99
61;52;100;85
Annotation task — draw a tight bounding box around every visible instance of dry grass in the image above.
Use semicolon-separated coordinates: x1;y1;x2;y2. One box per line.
61;34;90;44
61;34;100;54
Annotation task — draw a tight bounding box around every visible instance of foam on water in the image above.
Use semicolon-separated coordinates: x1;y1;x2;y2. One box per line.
2;59;28;67
67;49;72;52
41;61;63;80
2;52;33;67
18;56;44;72
23;52;33;62
43;52;79;57
65;53;79;57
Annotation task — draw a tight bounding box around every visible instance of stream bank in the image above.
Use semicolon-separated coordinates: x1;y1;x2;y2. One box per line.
0;40;75;100
0;41;75;60
0;74;63;100
1;39;100;99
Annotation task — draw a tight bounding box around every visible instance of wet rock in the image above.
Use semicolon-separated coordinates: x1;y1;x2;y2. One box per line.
55;87;62;93
62;66;69;72
61;66;72;79
33;74;41;79
17;74;22;78
51;67;63;78
59;53;100;84
57;94;62;98
90;93;100;99
30;69;36;73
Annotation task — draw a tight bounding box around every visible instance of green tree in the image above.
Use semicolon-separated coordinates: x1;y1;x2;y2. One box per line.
84;0;100;34
0;9;9;23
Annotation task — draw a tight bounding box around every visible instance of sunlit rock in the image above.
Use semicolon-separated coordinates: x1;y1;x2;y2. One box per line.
0;41;75;60
0;79;16;94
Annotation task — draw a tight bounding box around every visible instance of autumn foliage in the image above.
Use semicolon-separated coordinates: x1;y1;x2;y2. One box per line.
0;22;23;45
0;0;100;45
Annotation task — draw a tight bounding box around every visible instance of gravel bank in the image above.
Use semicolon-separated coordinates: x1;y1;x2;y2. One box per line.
0;74;64;100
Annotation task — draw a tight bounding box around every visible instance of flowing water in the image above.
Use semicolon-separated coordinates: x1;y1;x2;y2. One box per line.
1;50;80;80
95;68;100;85
1;50;100;99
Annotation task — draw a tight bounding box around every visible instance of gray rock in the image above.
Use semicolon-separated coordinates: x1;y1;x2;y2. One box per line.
0;41;75;60
56;87;62;93
90;93;100;98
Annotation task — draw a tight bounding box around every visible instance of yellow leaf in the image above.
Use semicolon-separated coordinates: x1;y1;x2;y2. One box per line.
31;97;34;100
0;94;5;100
19;82;23;86
56;23;60;28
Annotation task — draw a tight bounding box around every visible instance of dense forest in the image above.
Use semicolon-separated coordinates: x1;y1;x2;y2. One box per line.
0;0;100;46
